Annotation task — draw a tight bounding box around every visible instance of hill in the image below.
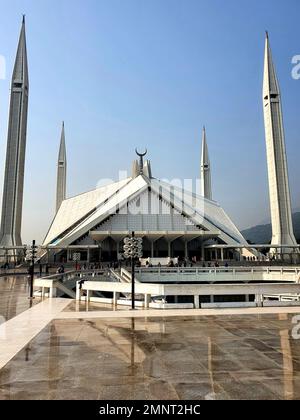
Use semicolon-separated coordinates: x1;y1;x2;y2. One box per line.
241;212;300;244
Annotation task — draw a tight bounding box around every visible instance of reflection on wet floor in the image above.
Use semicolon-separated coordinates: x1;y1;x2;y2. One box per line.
65;300;144;312
0;276;40;321
1;313;300;400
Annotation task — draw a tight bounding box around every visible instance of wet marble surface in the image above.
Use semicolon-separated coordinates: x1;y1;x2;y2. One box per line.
0;276;40;321
65;300;143;313
1;313;300;400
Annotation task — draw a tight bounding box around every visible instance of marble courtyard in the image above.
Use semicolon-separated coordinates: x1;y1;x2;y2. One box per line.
0;276;300;400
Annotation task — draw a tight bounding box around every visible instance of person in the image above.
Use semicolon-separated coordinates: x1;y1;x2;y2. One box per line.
45;264;49;275
39;261;43;277
225;262;229;268
56;265;65;274
202;262;206;268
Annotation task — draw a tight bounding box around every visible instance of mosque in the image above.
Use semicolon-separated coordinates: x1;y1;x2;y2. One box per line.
0;19;298;264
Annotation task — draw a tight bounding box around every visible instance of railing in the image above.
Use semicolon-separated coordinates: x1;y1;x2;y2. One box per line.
134;266;300;284
136;266;300;275
38;269;107;284
120;268;141;283
34;269;108;299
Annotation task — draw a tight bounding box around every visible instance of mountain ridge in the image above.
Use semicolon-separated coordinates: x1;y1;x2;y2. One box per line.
241;212;300;244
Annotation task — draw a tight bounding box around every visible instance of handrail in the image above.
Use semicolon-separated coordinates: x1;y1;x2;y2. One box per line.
135;266;300;275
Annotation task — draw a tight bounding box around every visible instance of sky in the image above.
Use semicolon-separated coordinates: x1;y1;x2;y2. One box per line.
0;0;299;244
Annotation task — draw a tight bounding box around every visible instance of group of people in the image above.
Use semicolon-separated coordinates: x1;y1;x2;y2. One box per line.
202;261;229;268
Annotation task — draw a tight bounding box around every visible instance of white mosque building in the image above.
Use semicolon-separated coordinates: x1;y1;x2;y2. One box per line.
42;150;251;264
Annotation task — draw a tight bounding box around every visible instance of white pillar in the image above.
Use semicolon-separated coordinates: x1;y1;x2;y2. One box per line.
76;281;81;301
144;294;151;309
194;295;200;309
255;294;263;306
113;291;120;305
86;290;91;303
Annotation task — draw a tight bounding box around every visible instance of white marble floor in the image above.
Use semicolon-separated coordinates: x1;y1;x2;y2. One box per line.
1;297;300;372
0;298;70;369
57;305;300;319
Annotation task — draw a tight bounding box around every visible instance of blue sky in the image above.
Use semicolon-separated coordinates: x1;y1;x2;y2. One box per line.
0;0;299;243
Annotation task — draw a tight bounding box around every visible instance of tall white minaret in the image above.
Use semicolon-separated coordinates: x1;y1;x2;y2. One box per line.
200;126;212;200
0;16;29;249
56;122;67;212
263;32;297;255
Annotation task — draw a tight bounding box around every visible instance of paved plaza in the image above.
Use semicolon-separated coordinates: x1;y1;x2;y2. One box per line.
0;276;300;400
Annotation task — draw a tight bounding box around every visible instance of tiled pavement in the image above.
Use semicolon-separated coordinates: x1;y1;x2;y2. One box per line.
1;312;300;400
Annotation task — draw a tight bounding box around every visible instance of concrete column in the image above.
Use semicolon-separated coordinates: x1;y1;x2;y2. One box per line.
184;241;188;259
201;243;205;261
255;294;263;307
86;290;91;303
194;295;200;309
168;242;172;258
87;248;90;263
150;242;154;259
113;291;120;305
76;281;81;301
221;248;224;262
144;294;151;309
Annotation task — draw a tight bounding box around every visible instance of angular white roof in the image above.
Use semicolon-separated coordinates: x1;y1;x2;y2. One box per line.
43;174;247;248
43;178;131;245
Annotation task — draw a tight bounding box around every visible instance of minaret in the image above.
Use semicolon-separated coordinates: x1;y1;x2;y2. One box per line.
56;122;67;212
263;32;297;255
200;126;212;200
0;16;29;249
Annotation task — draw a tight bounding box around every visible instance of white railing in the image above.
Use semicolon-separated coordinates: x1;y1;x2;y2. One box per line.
134;266;300;283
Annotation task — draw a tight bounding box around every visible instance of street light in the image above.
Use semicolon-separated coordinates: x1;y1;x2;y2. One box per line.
25;240;38;299
123;232;143;310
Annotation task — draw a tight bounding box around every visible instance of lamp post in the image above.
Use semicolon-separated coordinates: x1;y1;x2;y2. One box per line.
26;240;38;299
123;232;143;310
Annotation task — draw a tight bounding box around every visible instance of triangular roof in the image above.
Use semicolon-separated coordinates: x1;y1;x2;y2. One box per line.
43;174;247;248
